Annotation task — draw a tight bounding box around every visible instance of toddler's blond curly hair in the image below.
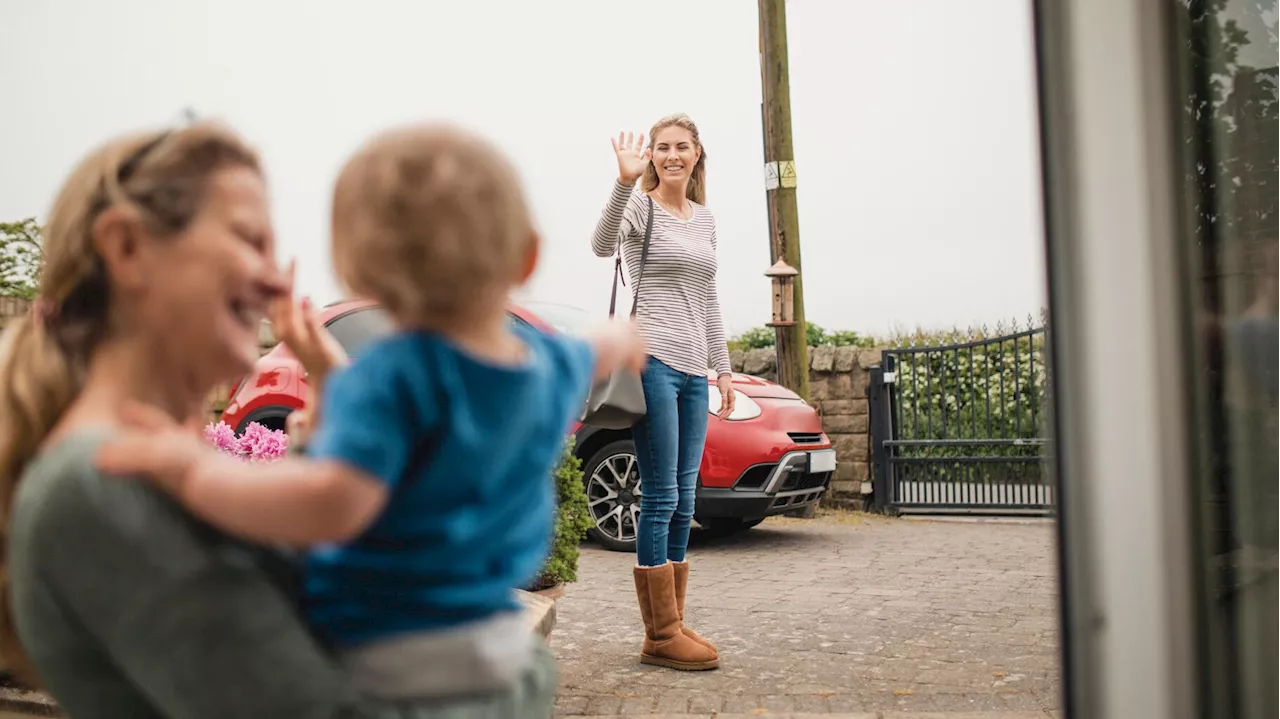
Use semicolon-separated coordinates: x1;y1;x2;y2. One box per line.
331;123;535;327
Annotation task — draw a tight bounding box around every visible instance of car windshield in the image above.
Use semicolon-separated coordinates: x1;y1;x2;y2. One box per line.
319;302;593;357
519;301;593;336
324;307;394;357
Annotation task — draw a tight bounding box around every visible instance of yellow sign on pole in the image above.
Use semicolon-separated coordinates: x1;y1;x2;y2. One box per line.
779;160;797;188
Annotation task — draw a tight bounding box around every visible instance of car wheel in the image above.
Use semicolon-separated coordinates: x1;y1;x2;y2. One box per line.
582;440;642;553
698;517;764;538
235;407;291;435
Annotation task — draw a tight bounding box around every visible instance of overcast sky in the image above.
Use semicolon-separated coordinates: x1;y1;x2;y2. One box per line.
0;0;1048;338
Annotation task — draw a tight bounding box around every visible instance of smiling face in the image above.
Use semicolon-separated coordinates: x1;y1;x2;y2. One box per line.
650;125;701;189
117;166;284;385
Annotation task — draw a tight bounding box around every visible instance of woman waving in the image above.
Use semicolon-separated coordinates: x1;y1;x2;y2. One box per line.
592;113;732;672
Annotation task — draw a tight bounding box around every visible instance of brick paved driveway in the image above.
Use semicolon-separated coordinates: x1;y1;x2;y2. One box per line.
552;512;1061;718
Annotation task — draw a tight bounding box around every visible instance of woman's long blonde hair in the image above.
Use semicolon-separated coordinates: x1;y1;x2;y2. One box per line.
641;113;708;205
0;123;260;685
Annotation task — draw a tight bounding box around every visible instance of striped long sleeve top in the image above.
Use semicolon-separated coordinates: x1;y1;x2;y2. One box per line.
592;180;732;378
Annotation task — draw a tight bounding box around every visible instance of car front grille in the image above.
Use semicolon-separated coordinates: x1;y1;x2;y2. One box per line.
778;470;832;493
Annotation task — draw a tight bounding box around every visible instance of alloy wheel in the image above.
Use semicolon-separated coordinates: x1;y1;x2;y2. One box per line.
586;451;643;545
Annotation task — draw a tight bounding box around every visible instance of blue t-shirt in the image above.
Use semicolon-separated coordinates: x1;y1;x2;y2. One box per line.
302;321;595;648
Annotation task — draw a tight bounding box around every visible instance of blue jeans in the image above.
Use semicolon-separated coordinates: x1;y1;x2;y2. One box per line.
633;356;709;567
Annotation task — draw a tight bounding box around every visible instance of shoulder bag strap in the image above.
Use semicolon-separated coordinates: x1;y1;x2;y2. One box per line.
606;196;655;319
629;197;655;319
608;251;623;318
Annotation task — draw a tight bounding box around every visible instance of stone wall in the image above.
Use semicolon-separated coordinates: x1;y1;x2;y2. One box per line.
729;345;884;506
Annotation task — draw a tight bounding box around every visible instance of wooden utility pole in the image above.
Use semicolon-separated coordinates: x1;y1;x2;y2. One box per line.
758;0;810;401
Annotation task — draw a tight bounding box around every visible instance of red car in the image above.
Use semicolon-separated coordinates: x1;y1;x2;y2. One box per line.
221;299;835;552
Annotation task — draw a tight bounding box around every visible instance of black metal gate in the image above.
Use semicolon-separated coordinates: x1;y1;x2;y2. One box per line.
868;325;1053;514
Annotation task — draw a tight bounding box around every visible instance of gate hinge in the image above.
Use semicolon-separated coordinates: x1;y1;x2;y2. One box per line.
883;371;897;384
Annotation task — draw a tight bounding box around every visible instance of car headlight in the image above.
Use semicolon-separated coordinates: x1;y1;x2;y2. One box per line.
708;389;762;421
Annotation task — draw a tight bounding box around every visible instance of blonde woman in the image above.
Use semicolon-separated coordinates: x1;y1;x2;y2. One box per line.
592;113;732;671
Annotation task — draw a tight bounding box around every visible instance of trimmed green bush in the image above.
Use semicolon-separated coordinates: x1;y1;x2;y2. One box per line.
531;436;593;589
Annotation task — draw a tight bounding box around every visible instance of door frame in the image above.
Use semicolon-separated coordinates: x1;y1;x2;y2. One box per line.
1032;0;1203;717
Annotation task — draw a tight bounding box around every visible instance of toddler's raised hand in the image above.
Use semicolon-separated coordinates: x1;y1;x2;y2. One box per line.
587;320;647;382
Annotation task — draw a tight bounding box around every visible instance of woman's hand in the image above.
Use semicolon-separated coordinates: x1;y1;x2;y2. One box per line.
611;131;651;186
270;260;348;386
716;374;735;420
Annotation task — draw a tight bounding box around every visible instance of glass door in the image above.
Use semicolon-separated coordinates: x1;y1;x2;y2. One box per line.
1168;1;1277;717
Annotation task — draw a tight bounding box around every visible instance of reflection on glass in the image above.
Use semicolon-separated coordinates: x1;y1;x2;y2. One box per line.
1169;1;1277;717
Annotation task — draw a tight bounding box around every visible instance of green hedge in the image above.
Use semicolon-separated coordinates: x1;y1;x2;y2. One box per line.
729;323;876;353
531;437;593;589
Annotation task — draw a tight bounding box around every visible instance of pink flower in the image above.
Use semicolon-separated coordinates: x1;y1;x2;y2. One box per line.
204;420;289;462
239;421;289;462
205;421;239;456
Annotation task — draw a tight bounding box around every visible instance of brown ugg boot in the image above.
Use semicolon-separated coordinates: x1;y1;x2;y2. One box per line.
633;564;719;671
671;560;718;654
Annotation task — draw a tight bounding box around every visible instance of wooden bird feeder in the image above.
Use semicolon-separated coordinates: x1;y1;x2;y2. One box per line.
765;259;799;327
